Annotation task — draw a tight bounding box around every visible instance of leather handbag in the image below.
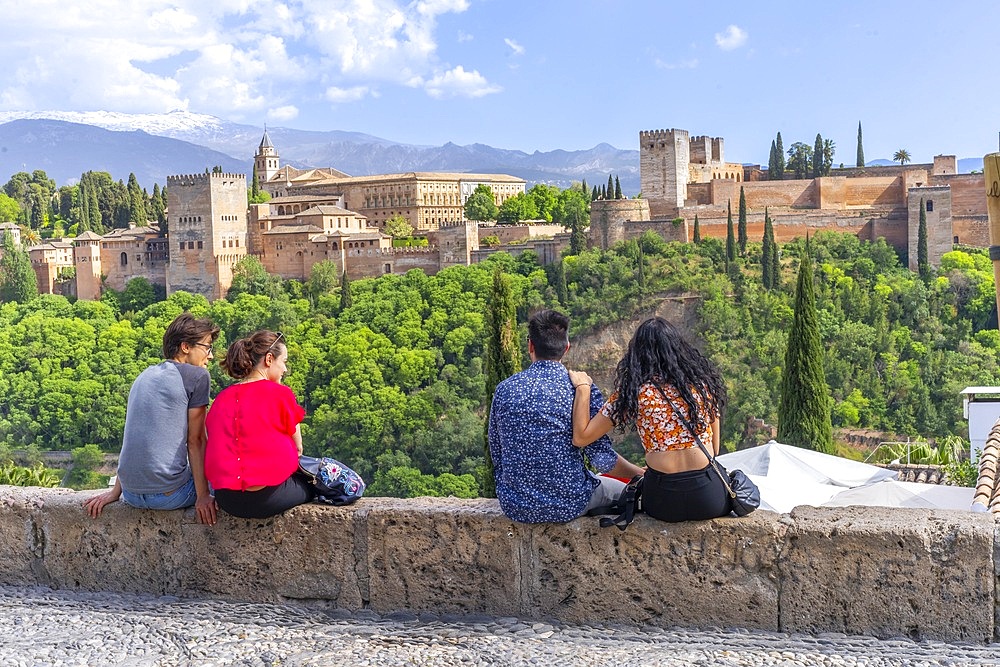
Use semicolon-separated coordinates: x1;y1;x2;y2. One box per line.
659;388;760;517
296;455;366;506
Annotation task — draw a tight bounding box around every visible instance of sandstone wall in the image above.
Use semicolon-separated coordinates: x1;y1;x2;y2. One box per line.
3;486;996;643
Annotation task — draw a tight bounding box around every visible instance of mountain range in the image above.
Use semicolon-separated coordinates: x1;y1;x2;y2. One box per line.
0;111;984;194
0;111;640;192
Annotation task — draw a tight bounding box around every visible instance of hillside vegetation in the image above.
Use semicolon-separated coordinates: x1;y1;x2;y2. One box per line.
0;231;996;495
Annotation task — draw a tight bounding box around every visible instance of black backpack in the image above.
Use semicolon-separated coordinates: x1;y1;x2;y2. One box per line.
586;474;644;531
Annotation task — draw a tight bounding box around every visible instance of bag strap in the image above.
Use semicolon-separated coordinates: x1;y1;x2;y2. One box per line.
652;384;736;500
597;475;643;531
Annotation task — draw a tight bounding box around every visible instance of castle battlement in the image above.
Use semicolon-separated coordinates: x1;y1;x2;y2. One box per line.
639;128;688;145
167;172;246;185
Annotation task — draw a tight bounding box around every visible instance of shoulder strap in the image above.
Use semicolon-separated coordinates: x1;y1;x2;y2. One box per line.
653;384;736;500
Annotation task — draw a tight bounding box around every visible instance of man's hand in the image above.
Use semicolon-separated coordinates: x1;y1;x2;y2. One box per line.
568;370;593;388
82;491;119;518
195;493;217;526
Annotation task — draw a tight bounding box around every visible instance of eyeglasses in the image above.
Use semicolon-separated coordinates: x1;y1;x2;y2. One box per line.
192;342;214;353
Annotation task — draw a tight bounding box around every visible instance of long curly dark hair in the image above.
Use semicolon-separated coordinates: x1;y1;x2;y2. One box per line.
607;317;726;433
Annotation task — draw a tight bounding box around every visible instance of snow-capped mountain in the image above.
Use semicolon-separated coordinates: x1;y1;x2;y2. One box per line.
0;110;641;191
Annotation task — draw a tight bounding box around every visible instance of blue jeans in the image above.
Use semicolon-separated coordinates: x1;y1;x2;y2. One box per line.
121;476;197;510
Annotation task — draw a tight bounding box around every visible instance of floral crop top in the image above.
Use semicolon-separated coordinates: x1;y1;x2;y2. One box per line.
599;382;715;453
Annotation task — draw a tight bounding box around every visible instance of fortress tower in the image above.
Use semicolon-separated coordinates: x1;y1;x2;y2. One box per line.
72;231;103;301
589;199;652;250
254;130;279;189
640;129;690;217
437;220;480;269
165;172;248;300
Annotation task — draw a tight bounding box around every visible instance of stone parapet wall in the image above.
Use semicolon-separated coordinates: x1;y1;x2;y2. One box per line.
2;487;996;643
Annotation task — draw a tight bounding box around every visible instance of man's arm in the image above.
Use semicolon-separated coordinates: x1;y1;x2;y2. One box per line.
606;454;645;480
186;406;217;526
82;475;122;518
487;393;503;481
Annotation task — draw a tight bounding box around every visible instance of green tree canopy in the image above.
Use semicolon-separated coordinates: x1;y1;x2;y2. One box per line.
383;214;415;238
464;184;498;222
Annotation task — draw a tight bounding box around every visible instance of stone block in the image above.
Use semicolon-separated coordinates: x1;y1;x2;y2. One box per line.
0;486;69;586
38;492;362;607
363;497;523;616
780;506;994;642
525;511;784;629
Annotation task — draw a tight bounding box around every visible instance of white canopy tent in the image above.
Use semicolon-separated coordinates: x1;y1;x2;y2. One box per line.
715;440;972;513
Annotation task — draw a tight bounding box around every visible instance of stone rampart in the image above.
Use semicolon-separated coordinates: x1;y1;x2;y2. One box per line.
2;486;996;643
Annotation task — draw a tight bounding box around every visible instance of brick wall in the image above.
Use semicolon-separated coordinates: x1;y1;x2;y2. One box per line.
933;174;987;216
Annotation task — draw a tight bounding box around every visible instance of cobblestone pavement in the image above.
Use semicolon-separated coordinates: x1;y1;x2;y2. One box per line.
0;585;998;666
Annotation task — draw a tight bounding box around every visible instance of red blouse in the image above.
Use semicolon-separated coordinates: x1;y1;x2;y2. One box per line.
205;381;305;490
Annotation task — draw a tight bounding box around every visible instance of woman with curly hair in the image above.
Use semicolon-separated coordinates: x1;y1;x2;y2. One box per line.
569;317;729;522
205;330;315;519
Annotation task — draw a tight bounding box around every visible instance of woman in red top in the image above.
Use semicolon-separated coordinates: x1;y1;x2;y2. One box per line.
206;330;314;518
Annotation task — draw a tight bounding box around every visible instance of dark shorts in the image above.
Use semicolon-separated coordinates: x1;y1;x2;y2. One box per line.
214;475;316;519
643;465;731;522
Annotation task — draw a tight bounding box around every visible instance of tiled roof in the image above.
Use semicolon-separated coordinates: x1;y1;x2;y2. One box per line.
973;419;1000;513
262;224;324;235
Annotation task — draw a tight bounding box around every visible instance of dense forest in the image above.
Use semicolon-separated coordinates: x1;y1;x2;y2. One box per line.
0;229;997;495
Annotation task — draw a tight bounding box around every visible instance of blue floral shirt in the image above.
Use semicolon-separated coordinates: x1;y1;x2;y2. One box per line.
488;360;619;523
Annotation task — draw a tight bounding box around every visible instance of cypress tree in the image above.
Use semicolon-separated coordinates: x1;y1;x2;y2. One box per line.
761;209;774;289
856;121;865;168
636;241;646;292
768;140;778;180
151;183;166;225
775;132;785;179
339;269;352;312
918;197;929;282
737;186;748;254
551;258;568;304
127;173;147;225
778;239;833;453
693;214;701;244
607;174;614;200
570;211;586;255
581;179;588;197
482;265;521;497
591;185;598;201
768;209;780;288
614;176;622;199
726;200;736;262
812;134;823;179
78;180;91;232
0;231;38;303
251;164;261;199
87;181;101;232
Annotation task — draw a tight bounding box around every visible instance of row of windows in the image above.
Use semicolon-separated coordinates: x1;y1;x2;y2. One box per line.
178;216;202;223
179;241;205;250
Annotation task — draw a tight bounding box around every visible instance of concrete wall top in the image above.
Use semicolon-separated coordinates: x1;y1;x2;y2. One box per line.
2;486;996;643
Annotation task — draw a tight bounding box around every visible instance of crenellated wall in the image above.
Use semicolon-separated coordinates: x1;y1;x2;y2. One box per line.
2;486;996;643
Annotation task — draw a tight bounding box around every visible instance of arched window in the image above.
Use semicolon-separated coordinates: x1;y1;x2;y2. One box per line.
120;252;128;266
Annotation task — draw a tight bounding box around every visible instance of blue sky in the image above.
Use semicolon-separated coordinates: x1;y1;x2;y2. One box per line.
1;1;997;165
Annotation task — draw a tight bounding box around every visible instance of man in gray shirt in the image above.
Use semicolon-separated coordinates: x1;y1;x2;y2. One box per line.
84;313;221;525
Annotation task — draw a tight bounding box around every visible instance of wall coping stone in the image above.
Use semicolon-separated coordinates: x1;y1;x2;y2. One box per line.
1;486;995;643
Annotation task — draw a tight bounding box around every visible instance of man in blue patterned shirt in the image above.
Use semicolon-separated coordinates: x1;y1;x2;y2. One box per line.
488;310;645;523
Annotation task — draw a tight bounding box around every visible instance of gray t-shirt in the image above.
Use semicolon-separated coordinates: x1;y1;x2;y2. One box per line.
117;360;210;494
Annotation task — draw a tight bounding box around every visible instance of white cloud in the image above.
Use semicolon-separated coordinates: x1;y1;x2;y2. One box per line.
504;38;525;56
325;85;371;103
0;0;483;117
424;66;501;99
654;58;699;70
267;105;299;121
714;25;748;51
457;30;473;42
